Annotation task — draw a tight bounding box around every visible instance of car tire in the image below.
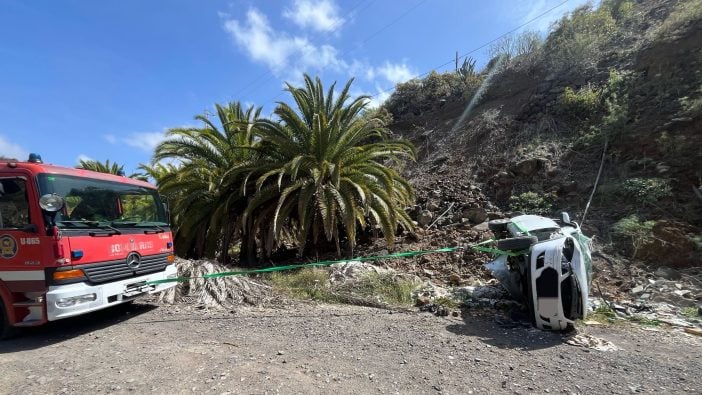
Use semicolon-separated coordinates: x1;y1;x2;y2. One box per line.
488;218;511;233
0;300;18;340
496;236;538;251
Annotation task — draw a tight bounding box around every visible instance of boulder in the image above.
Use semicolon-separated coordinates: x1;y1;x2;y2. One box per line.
511;157;549;176
462;207;488;224
654;266;681;280
417;210;433;227
426;201;440;212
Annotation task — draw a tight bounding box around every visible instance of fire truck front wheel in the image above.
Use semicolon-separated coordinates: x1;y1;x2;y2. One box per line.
0;299;19;340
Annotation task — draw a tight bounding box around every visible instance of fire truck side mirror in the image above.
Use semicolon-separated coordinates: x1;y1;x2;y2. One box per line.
39;193;65;228
39;194;65;212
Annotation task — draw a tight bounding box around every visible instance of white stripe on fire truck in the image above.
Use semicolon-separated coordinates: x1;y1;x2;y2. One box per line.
0;271;45;281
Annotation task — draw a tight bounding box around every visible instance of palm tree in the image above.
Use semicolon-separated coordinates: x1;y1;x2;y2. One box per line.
76;159;126;175
242;74;416;259
153;102;262;262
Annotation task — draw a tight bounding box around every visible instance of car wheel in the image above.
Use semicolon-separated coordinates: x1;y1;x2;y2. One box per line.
488;218;511;233
496;236;538;251
0;300;18;340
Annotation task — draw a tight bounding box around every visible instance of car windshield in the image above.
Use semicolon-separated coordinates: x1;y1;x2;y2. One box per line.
37;174;168;229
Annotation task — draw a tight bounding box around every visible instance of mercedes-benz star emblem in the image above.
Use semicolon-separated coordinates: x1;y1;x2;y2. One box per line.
126;252;141;270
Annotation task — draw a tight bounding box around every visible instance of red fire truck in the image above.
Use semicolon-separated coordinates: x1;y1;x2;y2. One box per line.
0;154;177;338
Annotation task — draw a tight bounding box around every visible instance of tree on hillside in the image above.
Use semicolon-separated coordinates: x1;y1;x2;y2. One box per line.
153;102;262;262
241;74;416;260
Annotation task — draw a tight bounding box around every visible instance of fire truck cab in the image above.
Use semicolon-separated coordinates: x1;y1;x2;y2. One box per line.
0;154;177;338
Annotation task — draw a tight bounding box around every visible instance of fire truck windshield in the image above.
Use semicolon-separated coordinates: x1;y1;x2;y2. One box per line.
37;174;168;229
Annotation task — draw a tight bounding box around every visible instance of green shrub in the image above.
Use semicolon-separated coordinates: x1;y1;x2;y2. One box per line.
560;84;602;121
589;304;617;323
679;86;702;117
621;177;672;205
655;131;687;156
384;78;424;115
488;31;543;61
544;5;617;72
611;215;656;258
384;71;480;117
655;0;702;38
509;192;554;215
574;70;630;147
680;306;701;318
360;106;393;128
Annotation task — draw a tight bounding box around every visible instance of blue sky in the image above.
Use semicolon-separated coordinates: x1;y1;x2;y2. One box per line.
0;0;590;174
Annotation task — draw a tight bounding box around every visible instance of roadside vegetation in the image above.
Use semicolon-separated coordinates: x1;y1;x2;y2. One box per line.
268;268;418;307
80;0;700;275
143;75;415;266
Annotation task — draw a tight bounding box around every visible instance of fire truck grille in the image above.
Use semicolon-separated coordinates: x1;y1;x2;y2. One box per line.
80;254;169;284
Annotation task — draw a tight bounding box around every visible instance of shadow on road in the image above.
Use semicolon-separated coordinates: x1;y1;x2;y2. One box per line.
446;309;564;350
0;302;157;353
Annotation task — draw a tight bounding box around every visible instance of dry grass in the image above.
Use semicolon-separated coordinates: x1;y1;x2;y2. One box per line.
268;267;420;307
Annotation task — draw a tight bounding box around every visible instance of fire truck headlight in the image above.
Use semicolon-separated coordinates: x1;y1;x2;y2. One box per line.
56;293;97;308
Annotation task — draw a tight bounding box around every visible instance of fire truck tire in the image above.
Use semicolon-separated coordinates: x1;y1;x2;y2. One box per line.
496;236;538;251
0;300;18;340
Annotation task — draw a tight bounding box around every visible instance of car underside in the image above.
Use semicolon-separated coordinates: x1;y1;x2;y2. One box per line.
486;214;592;330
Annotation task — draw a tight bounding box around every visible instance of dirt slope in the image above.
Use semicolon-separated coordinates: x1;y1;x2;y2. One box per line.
381;0;701;291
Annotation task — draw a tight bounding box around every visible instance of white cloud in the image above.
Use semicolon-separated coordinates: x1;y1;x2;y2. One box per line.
283;0;344;32
353;85;392;109
375;62;414;84
366;90;391;109
123;132;166;153
76;154;93;164
103;134;117;144
0;135;28;160
222;8;346;77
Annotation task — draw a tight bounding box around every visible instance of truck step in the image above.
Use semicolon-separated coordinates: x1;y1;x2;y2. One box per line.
12;301;44;307
13;319;47;327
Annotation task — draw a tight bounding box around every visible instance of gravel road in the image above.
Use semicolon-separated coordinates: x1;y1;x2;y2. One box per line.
1;301;701;394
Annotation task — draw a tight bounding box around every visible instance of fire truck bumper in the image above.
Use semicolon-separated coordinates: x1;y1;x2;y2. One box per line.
45;264;178;321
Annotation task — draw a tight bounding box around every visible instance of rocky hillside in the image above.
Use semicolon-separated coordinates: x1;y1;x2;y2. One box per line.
383;0;701;275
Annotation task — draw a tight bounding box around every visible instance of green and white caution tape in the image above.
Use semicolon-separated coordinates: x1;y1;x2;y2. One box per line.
146;239;527;285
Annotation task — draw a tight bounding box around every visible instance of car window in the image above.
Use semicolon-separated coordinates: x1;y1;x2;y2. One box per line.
0;178;30;228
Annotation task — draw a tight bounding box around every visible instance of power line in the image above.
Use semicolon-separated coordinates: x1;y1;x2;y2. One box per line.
367;0;571;101
254;0;571;110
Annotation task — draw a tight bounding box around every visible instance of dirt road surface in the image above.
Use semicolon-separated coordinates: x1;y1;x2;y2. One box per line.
1;301;701;394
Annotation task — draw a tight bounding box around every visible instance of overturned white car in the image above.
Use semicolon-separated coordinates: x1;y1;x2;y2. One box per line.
486;213;593;330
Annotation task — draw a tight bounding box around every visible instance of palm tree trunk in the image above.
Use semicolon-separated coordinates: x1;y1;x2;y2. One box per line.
238;233;257;266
